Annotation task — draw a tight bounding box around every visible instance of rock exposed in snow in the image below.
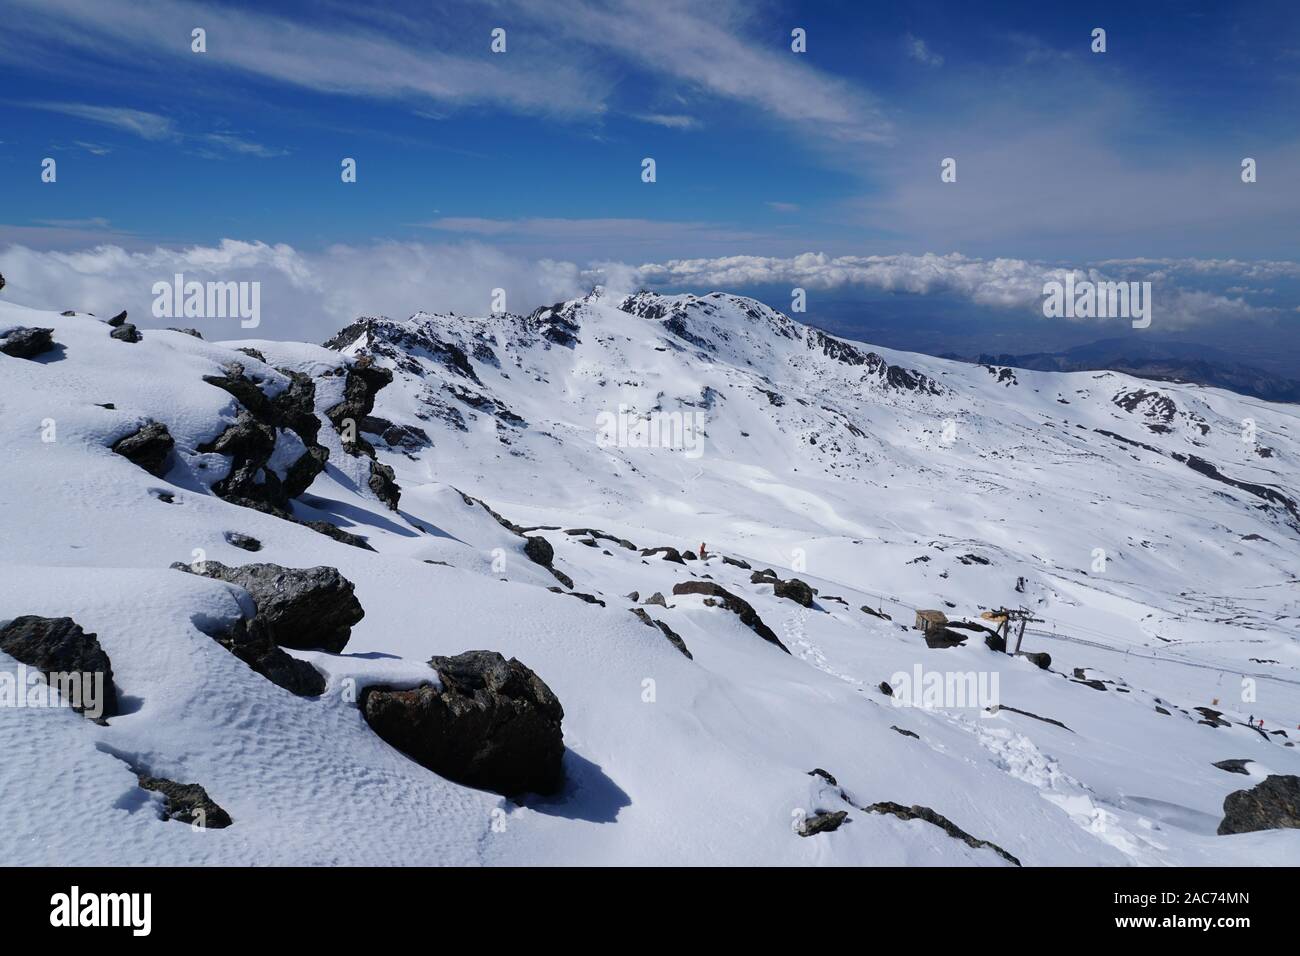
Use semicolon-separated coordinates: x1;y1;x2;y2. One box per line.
138;775;233;829
1218;775;1300;835
361;650;565;796
110;421;175;477
0;326;56;359
672;580;788;652
172;561;364;653
0;616;118;720
798;809;849;836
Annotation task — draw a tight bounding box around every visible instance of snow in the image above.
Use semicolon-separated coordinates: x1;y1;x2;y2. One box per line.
2;291;1299;866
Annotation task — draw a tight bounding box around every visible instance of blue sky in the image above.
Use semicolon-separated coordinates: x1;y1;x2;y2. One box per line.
1;0;1298;364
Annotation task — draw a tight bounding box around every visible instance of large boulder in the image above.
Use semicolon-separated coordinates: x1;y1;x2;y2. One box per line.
0;616;118;719
111;420;175;477
523;535;554;567
0;326;56;359
773;577;816;608
138;775;232;828
171;561;363;653
361;650;565;796
1218;774;1300;835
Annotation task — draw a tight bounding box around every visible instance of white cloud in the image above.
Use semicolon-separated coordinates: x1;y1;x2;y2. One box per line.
27;102;176;140
0;239;587;341
905;34;944;68
633;113;702;130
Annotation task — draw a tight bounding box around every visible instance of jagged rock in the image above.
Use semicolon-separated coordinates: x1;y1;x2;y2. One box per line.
628;607;692;659
109;323;142;343
989;704;1072;731
111;420;174;477
0;616;118;720
1018;651;1051;669
891;725;920;739
325;356;394;455
625;591;640;602
195;612;325;696
773;577;815;608
0;326;56;358
1218;775;1300;835
807;768;839;786
361;650;565;796
368;460;400;510
107;311;127;327
523;535;554;567
861;605;893;622
168;327;204;339
236;347;267;363
672;581;788;652
0;272;5;292
983;632;1007;653
643;592;668;608
171;561;363;653
1195;706;1230;727
866;801;1020;866
640;546;685;564
798;810;848;836
879;681;894;696
1213;759;1254;775
223;531;262;552
721;555;751;570
547;587;605;607
924;628;967;649
138;775;232;828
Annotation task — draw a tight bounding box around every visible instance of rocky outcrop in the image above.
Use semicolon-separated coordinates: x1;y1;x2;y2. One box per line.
641;546;686;564
866;801;1021;866
0;326;56;359
773;577;816;608
628;607;692;659
671;581;788;653
111;421;175;477
321;356;402;509
798;810;848;836
1218;774;1300;835
138;775;232;828
200;362;329;511
194;612;325;697
171;561;364;653
223;531;262;552
361;650;565;796
524;535;554;567
0;616;118;720
1213;759;1254;775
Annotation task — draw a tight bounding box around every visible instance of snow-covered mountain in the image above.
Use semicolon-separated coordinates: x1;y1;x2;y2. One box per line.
3;286;1299;866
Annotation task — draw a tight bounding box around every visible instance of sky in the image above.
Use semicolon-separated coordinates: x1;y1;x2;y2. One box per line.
1;0;1298;370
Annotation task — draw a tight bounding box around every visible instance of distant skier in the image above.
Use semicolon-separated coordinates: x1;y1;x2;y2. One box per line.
699;542;708;560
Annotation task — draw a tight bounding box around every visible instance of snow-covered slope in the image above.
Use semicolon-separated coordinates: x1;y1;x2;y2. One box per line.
2;289;1298;866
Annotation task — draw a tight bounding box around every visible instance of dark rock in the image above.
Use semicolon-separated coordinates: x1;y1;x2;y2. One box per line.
879;681;893;697
168;327;203;339
111;420;174;477
171;560;363;653
107;311;127;327
1018;651;1051;669
643;592;668;608
925;628;967;649
807;768;838;786
361;650;565;796
798;810;848;837
368;460;400;510
721;555;752;570
641;546;686;564
235;347;267;363
984;632;1007;653
989;704;1072;731
1218;775;1300;835
1213;759;1254;775
0;326;56;359
223;531;262;552
325;356;393;455
195;612;325;696
773;577;816;608
628;607;692;659
1195;706;1230;728
110;323;142;343
547;587;605;607
0;616;118;720
861;605;893;622
1072;678;1108;691
138;775;232;828
672;581;788;652
891;725;920;739
523;536;555;567
866;801;1020;865
1155;705;1171;716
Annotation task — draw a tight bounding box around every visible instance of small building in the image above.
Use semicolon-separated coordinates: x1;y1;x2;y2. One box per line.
914;609;948;635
